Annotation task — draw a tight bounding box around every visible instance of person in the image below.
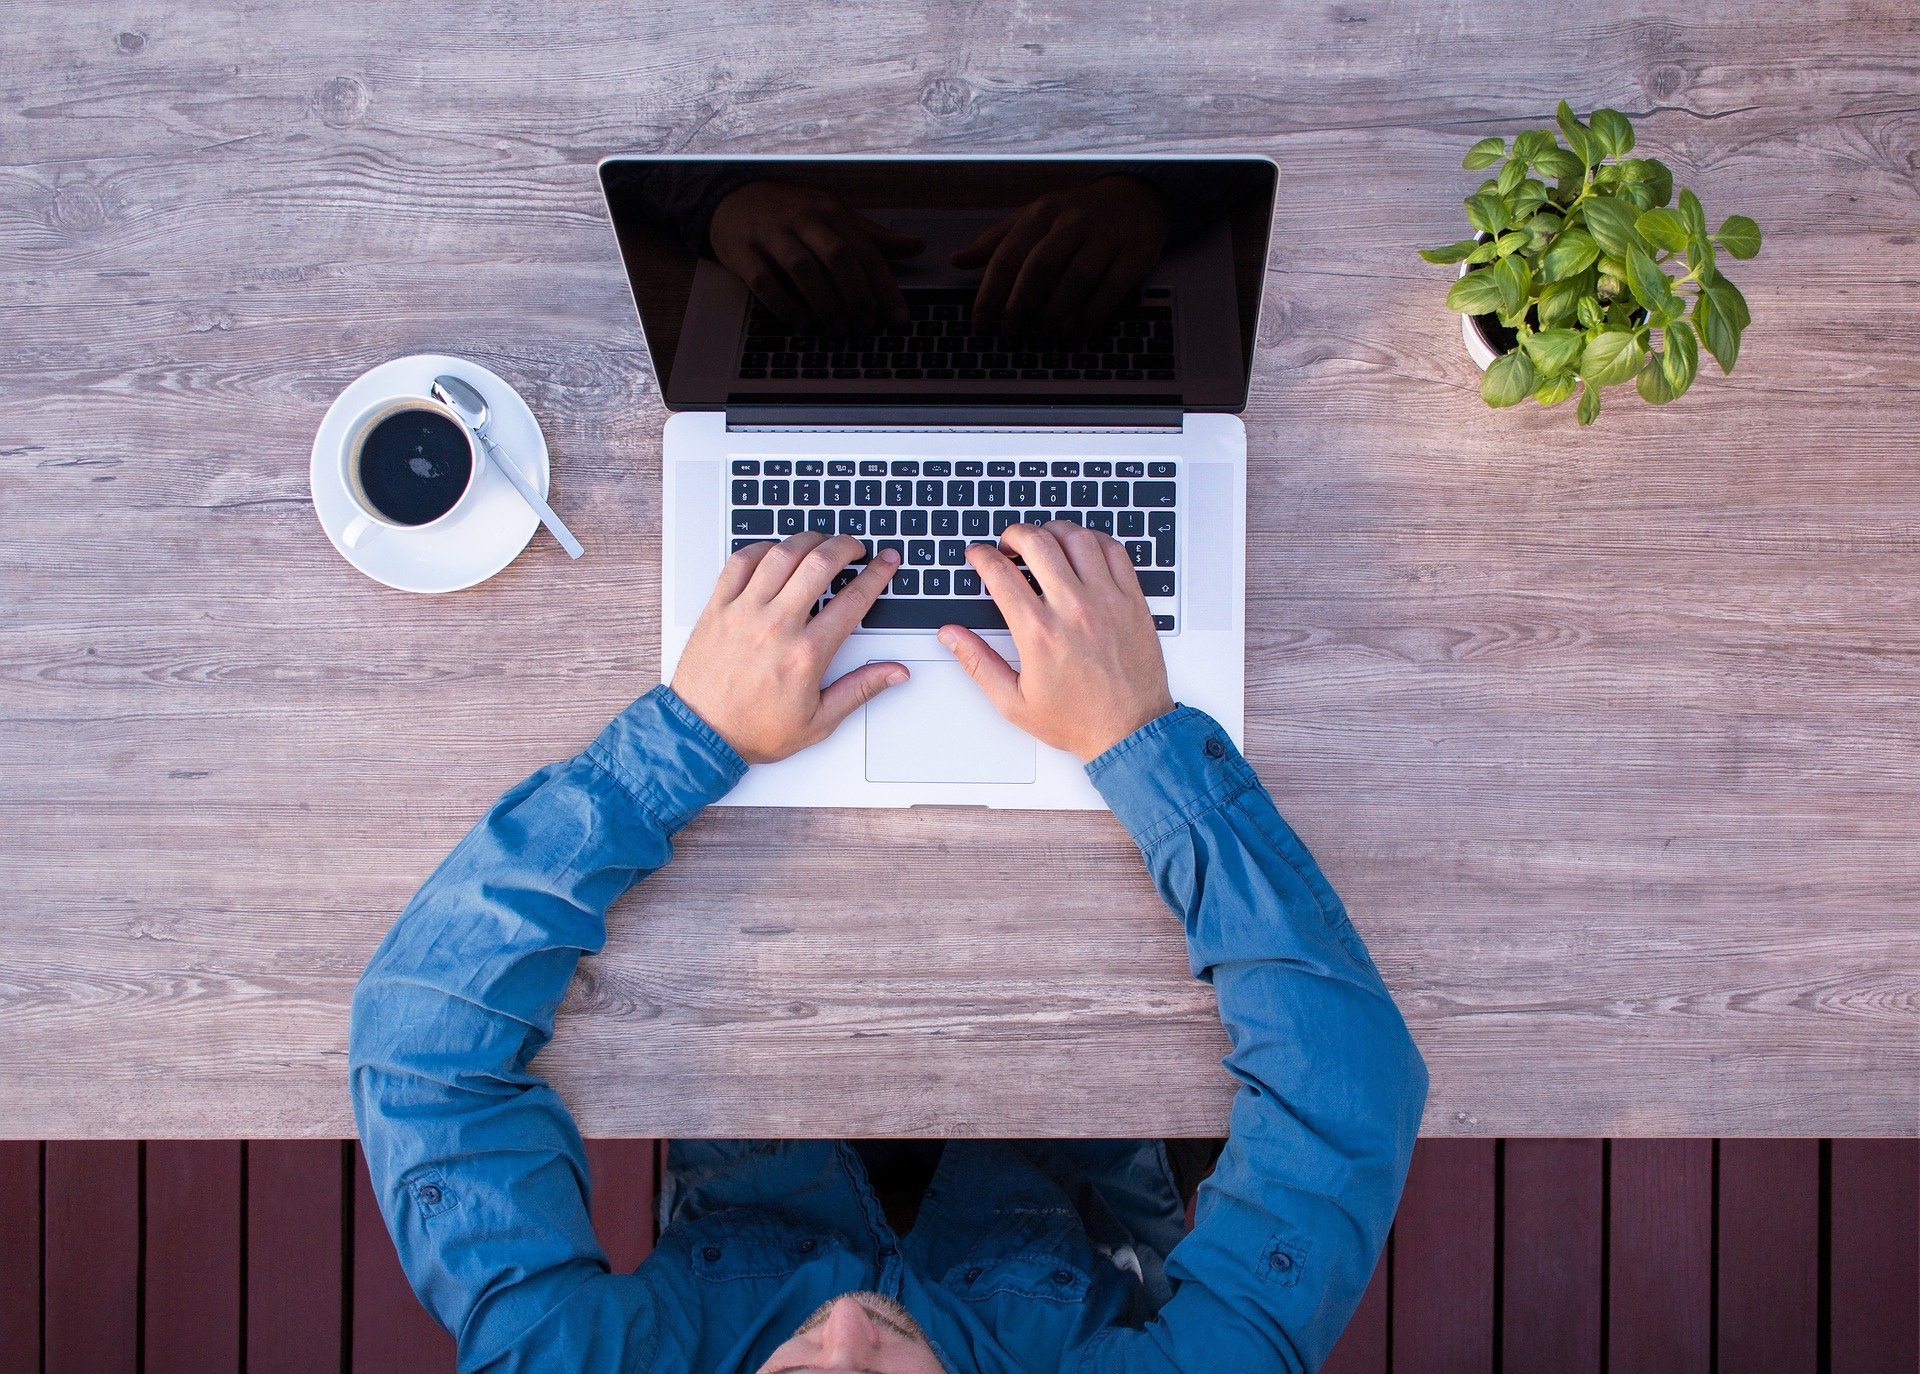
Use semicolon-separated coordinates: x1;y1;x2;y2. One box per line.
350;522;1428;1372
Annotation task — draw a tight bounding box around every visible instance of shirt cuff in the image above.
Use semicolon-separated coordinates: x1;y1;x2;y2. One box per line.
585;685;748;833
1085;705;1258;851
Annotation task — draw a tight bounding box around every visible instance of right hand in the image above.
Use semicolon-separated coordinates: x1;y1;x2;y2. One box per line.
709;181;926;334
940;522;1175;762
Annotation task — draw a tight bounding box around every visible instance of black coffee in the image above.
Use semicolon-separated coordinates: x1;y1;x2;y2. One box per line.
356;408;473;525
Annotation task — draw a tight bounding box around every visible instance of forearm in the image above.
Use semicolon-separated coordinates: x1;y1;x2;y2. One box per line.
1085;708;1427;1370
348;686;743;1356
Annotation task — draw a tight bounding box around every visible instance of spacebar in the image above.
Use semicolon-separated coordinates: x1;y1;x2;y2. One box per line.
862;598;1007;630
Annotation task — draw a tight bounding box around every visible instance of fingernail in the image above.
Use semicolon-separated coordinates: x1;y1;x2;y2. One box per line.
937;628;956;647
885;670;909;687
880;547;899;563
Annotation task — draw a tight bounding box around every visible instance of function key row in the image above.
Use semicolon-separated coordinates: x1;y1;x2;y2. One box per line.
730;459;1176;479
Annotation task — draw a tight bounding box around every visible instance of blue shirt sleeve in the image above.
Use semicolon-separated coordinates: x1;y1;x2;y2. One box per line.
1074;707;1428;1373
348;685;744;1371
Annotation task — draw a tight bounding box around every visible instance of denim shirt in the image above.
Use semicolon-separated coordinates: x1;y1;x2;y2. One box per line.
350;687;1428;1372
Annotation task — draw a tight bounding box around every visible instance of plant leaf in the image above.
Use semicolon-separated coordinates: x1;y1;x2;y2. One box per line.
1694;289;1740;373
1636;208;1690;254
1494;230;1530;256
1589;108;1636;157
1642;158;1674;208
1509;180;1551;220
1582;196;1646;260
1581;330;1647;386
1512;129;1552;164
1717;214;1763;259
1707;275;1751;329
1534;373;1580;406
1533;147;1584;182
1420;238;1482;264
1556;100;1593;166
1492;252;1532;315
1576;295;1603;330
1522;327;1586;375
1577;380;1602;426
1481;350;1536;407
1466;238;1502;264
1540;227;1600;281
1661;318;1699;395
1624;246;1677;312
1496;157;1527;196
1637;362;1679;404
1677;187;1707;236
1463;136;1506;170
1465;191;1510;236
1447;269;1506;316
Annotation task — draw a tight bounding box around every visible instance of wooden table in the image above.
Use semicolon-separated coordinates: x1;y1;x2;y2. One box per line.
4;1;1916;1140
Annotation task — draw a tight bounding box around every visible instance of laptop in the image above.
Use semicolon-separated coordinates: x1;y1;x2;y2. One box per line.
599;155;1277;808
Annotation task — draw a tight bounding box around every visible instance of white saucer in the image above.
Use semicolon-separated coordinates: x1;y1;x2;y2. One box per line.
310;354;552;593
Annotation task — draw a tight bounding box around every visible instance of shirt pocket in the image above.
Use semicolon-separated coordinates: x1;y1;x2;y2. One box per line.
689;1226;838;1282
943;1252;1091;1305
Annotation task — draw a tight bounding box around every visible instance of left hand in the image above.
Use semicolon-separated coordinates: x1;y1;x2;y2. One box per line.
671;534;907;764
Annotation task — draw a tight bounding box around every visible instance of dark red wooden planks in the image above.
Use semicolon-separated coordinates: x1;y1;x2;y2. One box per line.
0;1142;41;1374
1716;1139;1819;1373
1320;1241;1388;1374
1830;1137;1919;1374
144;1140;242;1373
352;1142;456;1370
1391;1138;1496;1372
1608;1139;1713;1373
1502;1138;1603;1374
585;1138;660;1273
247;1140;346;1374
43;1141;140;1373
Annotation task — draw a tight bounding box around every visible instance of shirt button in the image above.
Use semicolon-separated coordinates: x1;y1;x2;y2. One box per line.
1273;1252;1293;1271
417;1184;442;1206
877;1244;897;1261
797;1238;816;1254
964;1266;983;1283
1052;1269;1074;1285
702;1246;722;1262
1204;737;1226;759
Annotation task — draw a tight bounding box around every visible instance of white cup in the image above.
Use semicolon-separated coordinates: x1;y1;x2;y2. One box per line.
338;395;483;549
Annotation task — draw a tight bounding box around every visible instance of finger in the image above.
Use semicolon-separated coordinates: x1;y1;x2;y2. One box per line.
714;539;777;600
1037;243;1115;334
949;214;1013;270
773;534;867;611
811;546;900;642
797;221;879;332
854;213;927;261
745;530;829;601
1100;530;1144;597
967;540;1043;626
972;215;1052;326
937;625;1021;713
1002;227;1085;330
1063;253;1152;337
738;252;813;331
771;236;853;334
1044;518;1115;585
846;216;914;327
998;521;1077;599
814;660;910;735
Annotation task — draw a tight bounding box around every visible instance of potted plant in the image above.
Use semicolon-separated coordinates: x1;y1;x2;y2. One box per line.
1421;102;1761;425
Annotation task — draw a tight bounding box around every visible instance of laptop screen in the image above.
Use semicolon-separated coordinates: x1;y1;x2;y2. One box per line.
599;156;1276;413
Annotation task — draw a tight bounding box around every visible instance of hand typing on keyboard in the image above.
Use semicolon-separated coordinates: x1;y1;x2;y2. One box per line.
709;180;926;335
940;522;1175;763
671;534;907;763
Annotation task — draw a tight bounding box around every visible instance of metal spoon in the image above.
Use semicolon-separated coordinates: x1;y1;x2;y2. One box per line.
431;374;584;559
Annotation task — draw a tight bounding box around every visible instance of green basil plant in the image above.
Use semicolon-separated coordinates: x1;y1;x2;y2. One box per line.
1422;102;1761;425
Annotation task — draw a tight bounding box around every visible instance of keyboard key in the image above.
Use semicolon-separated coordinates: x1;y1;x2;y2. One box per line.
932;510;958;536
1019;461;1048;477
993;510;1020;534
890;460;920;476
838;510;866;536
1102;481;1130;507
764;460;793;476
962;510;989;536
1118;510;1145;538
978;480;1006;506
902;510;928;535
759;478;788;506
794;479;821;504
732;537;769;552
885;480;913;505
924;461;952;477
987;461;1016;476
731;460;761;475
1118;462;1145;477
778;508;806;535
796;460;824;476
923;569;951;595
1126;540;1154;567
1041;481;1068;507
829;460;856;476
891;568;920;595
947;480;975;506
860;460;888;476
824;480;851;506
1070;480;1098;506
871;509;898;536
1010;480;1037;506
1086;511;1114;534
939;540;967;565
956;461;984;477
1050;461;1080;477
1025;510;1050;525
1149;461;1177;478
1133;481;1176;507
808;511;836;536
1136;570;1175;597
1055;511;1083;526
908;540;936;566
916;480;943;506
878;538;905;561
830;569;858;593
855;480;882;506
1148;510;1175;537
1085;461;1112;477
1154;615;1176;632
955;569;982;596
732;509;775;534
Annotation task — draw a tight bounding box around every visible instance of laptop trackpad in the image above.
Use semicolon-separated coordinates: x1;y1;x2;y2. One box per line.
864;660;1037;784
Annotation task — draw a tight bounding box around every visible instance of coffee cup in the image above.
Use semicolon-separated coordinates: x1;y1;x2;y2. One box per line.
338;396;482;548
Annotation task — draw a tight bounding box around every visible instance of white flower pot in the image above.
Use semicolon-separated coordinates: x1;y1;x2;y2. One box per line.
1457;260;1504;372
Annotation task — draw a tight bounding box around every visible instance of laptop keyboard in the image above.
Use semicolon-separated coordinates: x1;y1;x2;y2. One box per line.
728;458;1178;633
738;287;1178;383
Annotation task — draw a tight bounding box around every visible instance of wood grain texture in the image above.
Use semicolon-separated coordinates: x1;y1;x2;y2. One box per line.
1716;1138;1819;1374
143;1140;243;1374
1502;1138;1603;1374
351;1144;455;1369
42;1141;139;1373
246;1140;345;1374
0;1143;40;1374
1829;1138;1920;1373
1608;1140;1714;1373
1;1;1918;1137
1390;1139;1496;1372
585;1138;659;1273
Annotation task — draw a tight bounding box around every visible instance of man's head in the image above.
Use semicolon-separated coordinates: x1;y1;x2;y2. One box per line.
754;1291;946;1374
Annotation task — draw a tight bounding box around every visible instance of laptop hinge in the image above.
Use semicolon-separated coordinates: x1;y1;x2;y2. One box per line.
724;404;1184;434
